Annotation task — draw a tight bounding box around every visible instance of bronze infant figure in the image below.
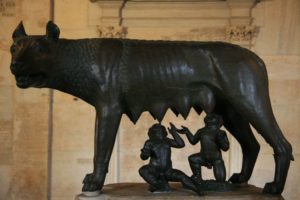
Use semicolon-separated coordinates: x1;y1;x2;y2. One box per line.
178;114;229;184
10;21;293;194
139;123;201;194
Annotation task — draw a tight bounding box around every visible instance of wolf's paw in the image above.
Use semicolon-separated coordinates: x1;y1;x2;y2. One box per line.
229;173;247;184
263;182;283;195
82;173;102;192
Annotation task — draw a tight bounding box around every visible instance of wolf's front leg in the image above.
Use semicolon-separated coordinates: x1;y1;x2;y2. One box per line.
82;104;122;192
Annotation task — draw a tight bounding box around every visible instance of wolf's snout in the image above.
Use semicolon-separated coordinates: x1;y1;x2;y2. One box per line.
10;61;22;74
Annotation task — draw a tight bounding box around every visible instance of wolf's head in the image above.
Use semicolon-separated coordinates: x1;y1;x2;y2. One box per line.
10;21;60;88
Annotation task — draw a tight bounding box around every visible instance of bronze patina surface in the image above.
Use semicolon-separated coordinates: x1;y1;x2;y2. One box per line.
10;21;293;194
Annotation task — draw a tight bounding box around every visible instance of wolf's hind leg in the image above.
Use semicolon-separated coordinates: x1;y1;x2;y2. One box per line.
229;95;293;194
219;105;260;184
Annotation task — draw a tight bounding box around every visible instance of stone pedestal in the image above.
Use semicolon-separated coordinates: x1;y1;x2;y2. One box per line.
75;183;284;200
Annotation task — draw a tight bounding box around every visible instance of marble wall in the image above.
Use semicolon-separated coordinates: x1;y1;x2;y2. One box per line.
0;0;299;200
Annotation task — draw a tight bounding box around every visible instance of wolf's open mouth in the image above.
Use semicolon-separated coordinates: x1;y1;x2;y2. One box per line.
15;73;46;88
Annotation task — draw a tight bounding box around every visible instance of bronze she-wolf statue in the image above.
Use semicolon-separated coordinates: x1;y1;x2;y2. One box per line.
9;21;293;194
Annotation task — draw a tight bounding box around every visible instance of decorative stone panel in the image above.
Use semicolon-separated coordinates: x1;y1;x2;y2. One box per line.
226;25;259;42
97;26;128;38
90;0;260;47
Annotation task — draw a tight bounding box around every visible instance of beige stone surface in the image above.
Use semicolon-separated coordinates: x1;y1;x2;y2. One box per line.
253;0;300;55
0;165;11;199
75;183;284;200
0;49;14;86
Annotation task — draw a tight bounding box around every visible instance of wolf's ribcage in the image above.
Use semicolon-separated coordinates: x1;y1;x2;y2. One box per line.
121;41;217;123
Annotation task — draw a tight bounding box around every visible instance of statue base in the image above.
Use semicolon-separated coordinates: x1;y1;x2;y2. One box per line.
75;183;284;200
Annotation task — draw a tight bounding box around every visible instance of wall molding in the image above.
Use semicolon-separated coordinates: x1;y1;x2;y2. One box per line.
90;0;260;47
97;26;128;38
226;25;259;42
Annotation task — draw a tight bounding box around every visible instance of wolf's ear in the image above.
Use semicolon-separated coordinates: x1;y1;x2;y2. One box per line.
12;21;27;40
46;21;60;39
